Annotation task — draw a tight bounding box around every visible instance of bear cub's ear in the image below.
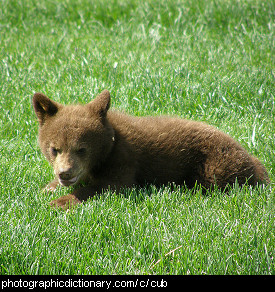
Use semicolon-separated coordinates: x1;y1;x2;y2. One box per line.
33;93;61;125
89;89;111;118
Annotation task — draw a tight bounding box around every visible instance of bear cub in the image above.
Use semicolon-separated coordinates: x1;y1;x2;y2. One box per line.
33;90;269;209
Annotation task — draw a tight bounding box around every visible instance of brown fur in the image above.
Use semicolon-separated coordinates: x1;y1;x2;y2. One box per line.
33;90;270;209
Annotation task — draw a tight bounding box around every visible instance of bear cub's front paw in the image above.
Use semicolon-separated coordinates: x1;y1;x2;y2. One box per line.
50;194;81;210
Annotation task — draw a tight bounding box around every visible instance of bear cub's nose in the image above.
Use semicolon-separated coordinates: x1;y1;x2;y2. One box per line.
58;168;73;180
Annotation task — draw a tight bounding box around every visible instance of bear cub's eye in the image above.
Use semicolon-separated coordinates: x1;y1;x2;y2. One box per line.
51;147;58;156
76;148;86;156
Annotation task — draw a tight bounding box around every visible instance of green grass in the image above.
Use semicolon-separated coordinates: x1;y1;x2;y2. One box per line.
0;0;274;275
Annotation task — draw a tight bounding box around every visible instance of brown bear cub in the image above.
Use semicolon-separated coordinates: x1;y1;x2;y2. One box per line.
33;90;269;209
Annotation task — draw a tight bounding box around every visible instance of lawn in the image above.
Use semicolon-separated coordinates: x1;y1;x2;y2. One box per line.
0;0;274;275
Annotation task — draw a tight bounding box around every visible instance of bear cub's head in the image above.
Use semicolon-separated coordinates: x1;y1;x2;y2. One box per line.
33;90;115;187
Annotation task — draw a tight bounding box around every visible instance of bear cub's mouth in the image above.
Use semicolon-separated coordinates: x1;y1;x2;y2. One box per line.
59;176;79;187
